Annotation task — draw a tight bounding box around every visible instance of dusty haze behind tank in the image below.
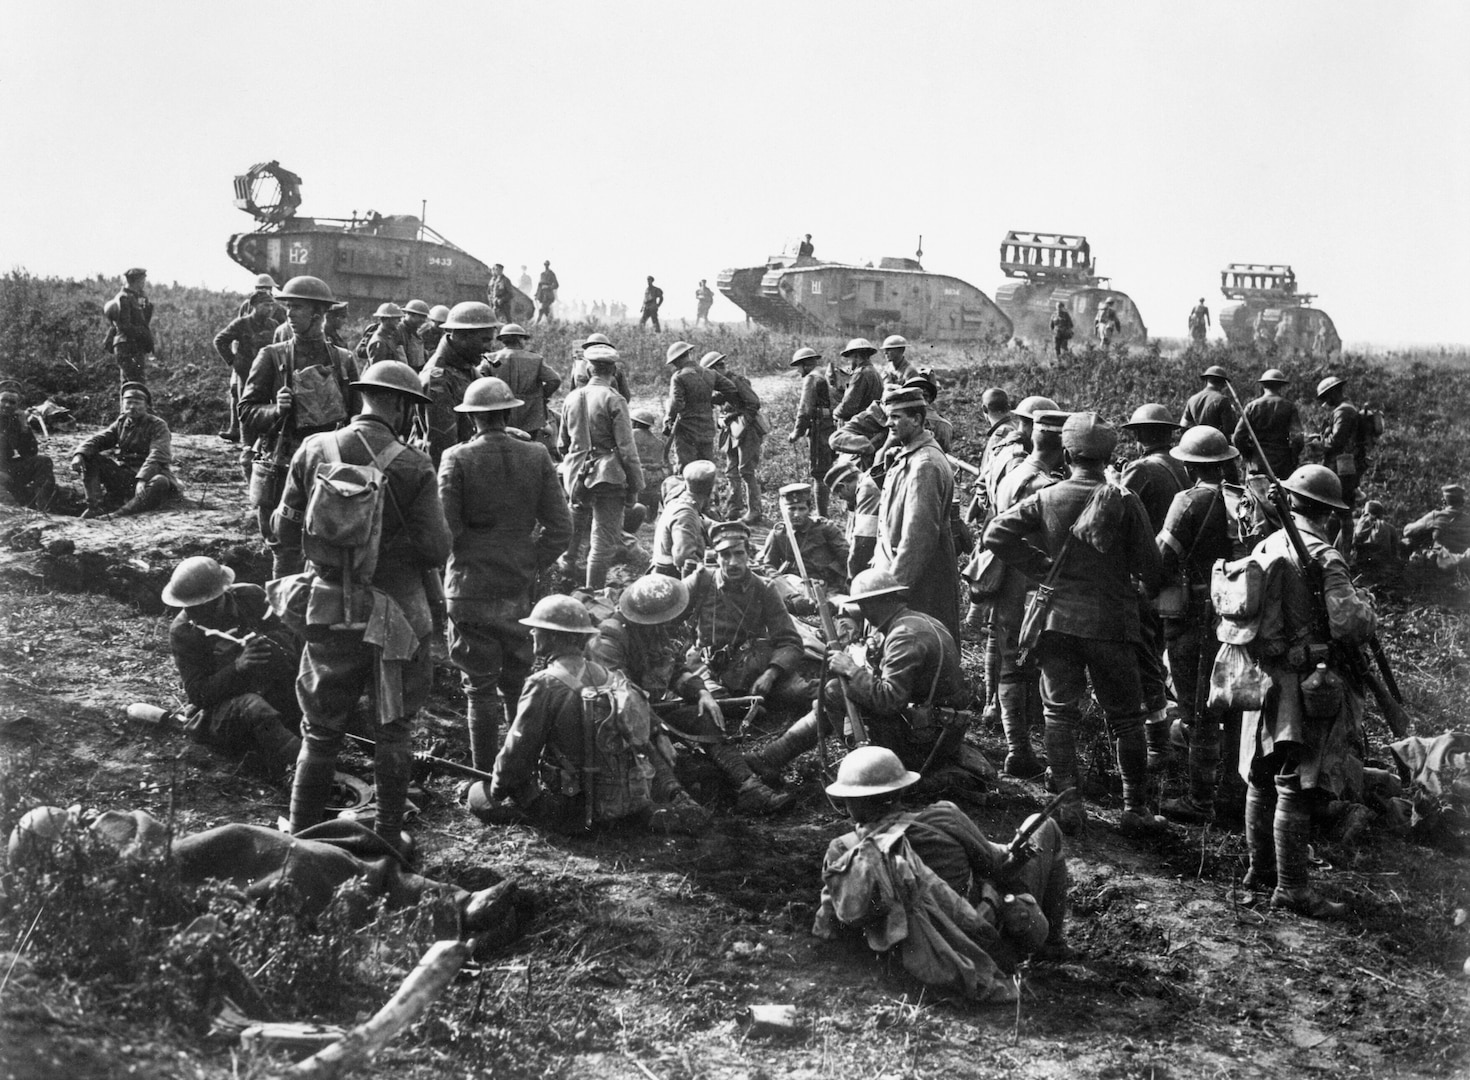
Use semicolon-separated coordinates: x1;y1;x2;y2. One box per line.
992;231;1147;347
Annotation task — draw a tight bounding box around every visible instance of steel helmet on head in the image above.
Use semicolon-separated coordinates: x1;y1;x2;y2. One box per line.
403;299;431;317
881;334;909;351
1199;365;1229;380
253;273;278;290
454;376;524;413
1122;403;1180;429
427;304;450;325
442;301;500;330
1013;395;1060;421
841;338;876;357
276;276;337;305
373;302;404;320
161;556;235;608
498;323;530;340
351;360;432;402
790;347;821;367
847;568;909;603
699;351;727;369
1282;464;1348;511
665;341;695;365
1316;375;1345;398
824;746;921;798
1258;368;1290;385
519;594;596;634
631;407;660;429
1170;426;1239;464
581;332;613;349
619;575;690;625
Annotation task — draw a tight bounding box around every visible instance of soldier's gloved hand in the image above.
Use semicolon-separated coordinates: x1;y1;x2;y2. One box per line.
750;666;781;699
234;634;273;671
275;386;294;410
827;648;858;680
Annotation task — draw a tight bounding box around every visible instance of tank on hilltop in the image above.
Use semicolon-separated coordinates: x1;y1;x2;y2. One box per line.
716;242;1011;344
1217;263;1340;359
992;231;1147;347
225;161;532;320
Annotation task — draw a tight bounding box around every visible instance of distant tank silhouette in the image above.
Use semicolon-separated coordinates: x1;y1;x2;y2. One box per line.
992;231;1147;347
717;239;1011;344
225;161;531;320
1217;263;1340;359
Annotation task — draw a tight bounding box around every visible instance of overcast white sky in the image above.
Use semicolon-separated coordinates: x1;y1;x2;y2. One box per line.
2;1;1465;345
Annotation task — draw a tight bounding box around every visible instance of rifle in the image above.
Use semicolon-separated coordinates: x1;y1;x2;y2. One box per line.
1224;380;1409;738
345;732;494;784
999;787;1077;872
946;453;981;478
779;501;868;745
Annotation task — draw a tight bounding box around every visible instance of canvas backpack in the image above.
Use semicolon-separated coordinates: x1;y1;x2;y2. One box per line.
1211;549;1312;663
302;428;407;594
1356;407;1384;452
547;662;656;825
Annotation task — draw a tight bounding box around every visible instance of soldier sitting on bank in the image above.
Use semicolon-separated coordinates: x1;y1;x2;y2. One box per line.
757;482;849;614
0;382;57;511
71;381;179;519
163;556;303;778
1402;483;1470;568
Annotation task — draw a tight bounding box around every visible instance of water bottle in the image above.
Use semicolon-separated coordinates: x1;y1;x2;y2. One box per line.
126;703;177;727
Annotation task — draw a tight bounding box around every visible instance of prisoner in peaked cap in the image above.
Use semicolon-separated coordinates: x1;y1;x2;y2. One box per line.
1442;483;1466;505
880;386;926;412
584;344;620;367
1034;410;1071;434
824;457;861;490
682;459;718;492
124;267;147;281
779;482;814;502
709;519;751;551
119;380;152;405
1062;411;1118;460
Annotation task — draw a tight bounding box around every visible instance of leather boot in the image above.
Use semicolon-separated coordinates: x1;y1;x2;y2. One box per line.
711;741;794;813
1000;682;1044;779
743;711;820;786
815;481;831;519
1271;787;1346;918
1162;716;1220;824
742;478;765;525
1145;709;1172;773
1117;721;1173;838
288;743;338;834
1241;782;1276;889
373;724;413;848
466;696;502;773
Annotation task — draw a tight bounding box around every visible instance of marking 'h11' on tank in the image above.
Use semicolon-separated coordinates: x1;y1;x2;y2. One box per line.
992;231;1147;347
225;161;532;320
1217;263;1340;360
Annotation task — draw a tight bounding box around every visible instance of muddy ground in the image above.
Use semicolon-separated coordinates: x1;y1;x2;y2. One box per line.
1;396;1467;1080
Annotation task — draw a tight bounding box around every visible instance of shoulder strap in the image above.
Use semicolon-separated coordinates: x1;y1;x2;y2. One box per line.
1179;485;1221;570
352;427;410;528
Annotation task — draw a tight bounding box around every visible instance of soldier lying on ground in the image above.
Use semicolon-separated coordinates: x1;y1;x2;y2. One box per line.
813;747;1069;1004
71;381;179;519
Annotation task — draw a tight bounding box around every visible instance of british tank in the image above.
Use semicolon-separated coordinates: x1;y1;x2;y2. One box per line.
1216;264;1340;359
992;231;1147;347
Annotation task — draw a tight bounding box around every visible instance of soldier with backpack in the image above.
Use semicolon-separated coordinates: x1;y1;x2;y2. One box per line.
664;341;737;471
704;351;767;524
270;360;451;854
1311;376;1374;550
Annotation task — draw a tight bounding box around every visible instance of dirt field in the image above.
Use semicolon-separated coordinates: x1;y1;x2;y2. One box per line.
1;373;1467;1080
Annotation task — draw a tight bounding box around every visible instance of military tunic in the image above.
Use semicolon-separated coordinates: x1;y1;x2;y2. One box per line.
477;347;562;436
667;364;737;469
0;410;55;508
416;338;481;468
836;363;884;423
874;431;960;641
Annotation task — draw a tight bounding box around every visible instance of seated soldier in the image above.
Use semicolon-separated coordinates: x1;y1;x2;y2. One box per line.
757;481;849;614
70;381;179;519
1402;482;1470;566
682;520;811;712
652;460;716;577
468;595;707;834
164;557;304;777
0;382;57;510
1353;499;1399;577
593;574;793;815
813;747;1069;1003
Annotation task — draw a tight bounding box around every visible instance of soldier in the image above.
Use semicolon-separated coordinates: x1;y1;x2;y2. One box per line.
103;267;155;386
71;382;178;519
558;344;644;590
1353;499;1399;578
790;346;835;516
704;351;766;524
835;339;884;422
420;304;449;355
535;261;559;324
440;377;572;771
593;575;793;814
274;361;450;852
239;276;359;574
1233;369;1304;480
1238;466;1374;918
477;323;562;453
366;303;408;366
518;265;533;294
983;409;1068;779
985;413;1168;838
663;340;737;471
639;276;664;331
881;335;912;386
652;460;716;577
827;435;883;578
1094;299;1122;347
1312;376;1366;542
1187;298;1211;346
630;408;667;517
1120;403;1190;767
874;385;961;642
902;369;954;454
1402;482;1470;556
1049;302;1074;362
400;300;431;371
213;292;279;444
1181;365;1239;435
487;263;513;322
568;332;632;399
323;301;351;351
980;395;1058;524
758;482;849;613
163;556;302;777
694;279;714;326
0;383;57;511
798;233;815;257
417;301;501;468
1151;427;1238;825
684;520;809;711
236;273;287;323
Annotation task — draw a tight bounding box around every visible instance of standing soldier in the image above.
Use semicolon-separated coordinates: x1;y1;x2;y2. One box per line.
1119;403;1190;769
239;276;358;575
694;279;715;326
981;395;1059;528
1187;298;1211;347
213;292;279;445
1155;427;1238;824
798;233;815;257
323;301;351;350
440;376;572;771
400;300;431;371
704;351;765;524
568;332;631;399
1237;466;1374;918
639;276;665;331
985;413;1168;838
1181;365;1239;435
558;344;645;590
1094;299;1122;347
1049;301;1074;361
790;346;835;516
366;304;408;365
663;341;737;471
420;305;449;355
476;323;562;454
1312;376;1365;546
237;274;287;323
835;339;884;422
417;301;501;468
0;383;57;510
517;265;533;295
103;267;155;386
652;460;716;577
880;335;912;386
535;261;559;325
874;385;961;642
275;361;450;852
487;264;513;322
1233;369;1304;480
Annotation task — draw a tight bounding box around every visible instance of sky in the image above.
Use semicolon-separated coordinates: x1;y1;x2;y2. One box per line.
2;0;1466;345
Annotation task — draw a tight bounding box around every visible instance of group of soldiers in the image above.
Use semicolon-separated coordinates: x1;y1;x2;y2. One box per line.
2;267;1463;1004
